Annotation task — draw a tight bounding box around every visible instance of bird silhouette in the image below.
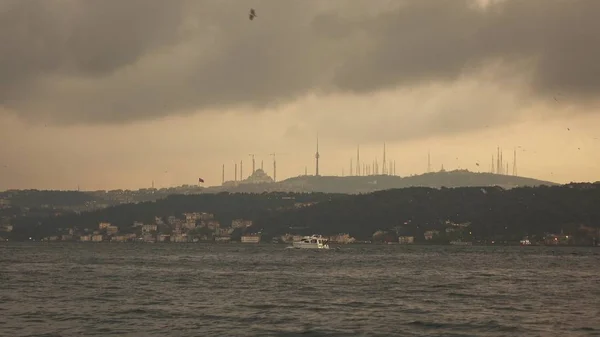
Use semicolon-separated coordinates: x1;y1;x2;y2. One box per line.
249;8;257;20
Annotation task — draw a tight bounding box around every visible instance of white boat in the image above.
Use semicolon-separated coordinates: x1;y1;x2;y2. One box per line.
291;235;330;249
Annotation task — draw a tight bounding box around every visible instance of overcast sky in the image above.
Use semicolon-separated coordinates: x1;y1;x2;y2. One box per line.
1;0;599;190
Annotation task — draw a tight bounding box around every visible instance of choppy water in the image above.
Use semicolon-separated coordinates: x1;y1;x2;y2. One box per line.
1;243;599;337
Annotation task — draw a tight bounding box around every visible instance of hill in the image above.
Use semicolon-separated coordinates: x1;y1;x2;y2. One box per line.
253;183;600;243
207;170;556;194
0;171;556;211
5;183;600;244
6;192;344;240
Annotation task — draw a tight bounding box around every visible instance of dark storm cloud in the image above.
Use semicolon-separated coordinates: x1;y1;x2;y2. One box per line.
333;0;600;99
0;0;184;82
1;0;599;125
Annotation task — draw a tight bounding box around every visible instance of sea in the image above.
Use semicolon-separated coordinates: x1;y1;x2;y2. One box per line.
1;243;599;337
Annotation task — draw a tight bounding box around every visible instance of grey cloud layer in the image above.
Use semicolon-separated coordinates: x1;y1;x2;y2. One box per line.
1;0;599;125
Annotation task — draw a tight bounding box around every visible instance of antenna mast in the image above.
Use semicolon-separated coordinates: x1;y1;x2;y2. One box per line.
357;145;361;176
315;133;320;176
382;142;387;175
513;148;517;176
427;151;431;173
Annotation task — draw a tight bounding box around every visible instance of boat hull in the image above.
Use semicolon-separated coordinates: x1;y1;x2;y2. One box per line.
291;242;330;249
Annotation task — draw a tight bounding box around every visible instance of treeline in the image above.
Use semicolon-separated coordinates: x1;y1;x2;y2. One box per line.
253;184;600;240
1;190;96;208
9;192;347;239
2;171;557;208
8;184;600;241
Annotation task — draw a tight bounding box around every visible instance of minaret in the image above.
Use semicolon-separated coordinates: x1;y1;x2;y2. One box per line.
491;155;495;174
261;160;264;171
240;160;243;180
393;160;396;175
315;133;320;176
305;166;307;176
350;158;353;176
222;164;225;185
234;163;237;182
382;143;387;175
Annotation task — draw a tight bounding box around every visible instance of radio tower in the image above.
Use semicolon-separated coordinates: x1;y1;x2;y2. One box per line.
427;151;431;173
496;147;500;174
356;145;361;176
513;148;517;176
270;153;277;182
500;149;504;175
382;143;387;175
315;133;320;176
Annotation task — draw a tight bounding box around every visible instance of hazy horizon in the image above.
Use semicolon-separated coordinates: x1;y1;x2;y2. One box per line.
2;0;599;190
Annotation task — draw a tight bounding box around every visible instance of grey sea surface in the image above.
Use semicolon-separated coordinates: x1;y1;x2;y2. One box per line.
1;243;599;337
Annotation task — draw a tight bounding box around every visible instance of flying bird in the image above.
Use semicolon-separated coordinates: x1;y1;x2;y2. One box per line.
198;178;205;183
249;8;257;20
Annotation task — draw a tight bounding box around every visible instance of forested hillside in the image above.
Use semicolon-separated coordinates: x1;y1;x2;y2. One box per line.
252;184;600;241
7;184;600;242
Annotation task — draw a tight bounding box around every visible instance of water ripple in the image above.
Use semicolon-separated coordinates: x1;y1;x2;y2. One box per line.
0;243;598;337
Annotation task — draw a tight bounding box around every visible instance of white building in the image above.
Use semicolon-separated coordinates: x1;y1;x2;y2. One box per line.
398;236;415;244
241;234;261;243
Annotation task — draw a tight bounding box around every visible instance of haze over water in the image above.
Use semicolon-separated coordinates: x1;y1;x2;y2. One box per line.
1;243;599;337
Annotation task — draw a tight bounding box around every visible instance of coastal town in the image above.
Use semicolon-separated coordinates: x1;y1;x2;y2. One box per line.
1;211;357;245
2;210;597;246
2;182;600;246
